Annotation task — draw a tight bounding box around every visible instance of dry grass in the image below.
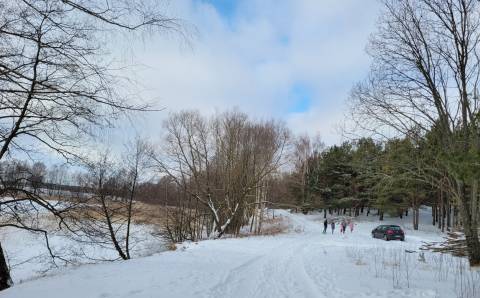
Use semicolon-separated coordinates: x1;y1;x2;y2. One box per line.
165;242;177;251
259;216;290;236
131;202;171;227
39;201;172;230
17;196;292;242
238;215;290;237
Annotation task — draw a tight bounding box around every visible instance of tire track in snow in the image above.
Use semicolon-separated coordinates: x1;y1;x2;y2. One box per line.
205;213;340;298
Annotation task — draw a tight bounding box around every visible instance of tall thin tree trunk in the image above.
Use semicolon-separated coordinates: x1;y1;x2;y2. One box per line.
459;180;480;266
453;206;457;229
125;172;137;260
412;198;419;230
414;207;419;230
446;199;451;231
0;242;12;291
439;191;443;231
101;196;128;260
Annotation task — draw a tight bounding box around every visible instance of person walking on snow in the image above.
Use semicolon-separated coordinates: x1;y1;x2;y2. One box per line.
323;219;328;234
341;220;346;234
349;221;354;233
330;221;335;234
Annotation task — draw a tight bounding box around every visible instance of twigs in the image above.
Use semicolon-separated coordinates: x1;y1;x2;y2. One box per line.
420;232;469;258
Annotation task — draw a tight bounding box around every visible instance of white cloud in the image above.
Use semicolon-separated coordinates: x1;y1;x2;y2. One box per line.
119;0;381;145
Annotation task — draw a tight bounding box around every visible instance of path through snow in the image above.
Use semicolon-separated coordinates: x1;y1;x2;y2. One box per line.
0;209;468;298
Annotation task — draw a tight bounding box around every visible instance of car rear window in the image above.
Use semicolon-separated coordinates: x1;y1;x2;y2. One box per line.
389;226;401;230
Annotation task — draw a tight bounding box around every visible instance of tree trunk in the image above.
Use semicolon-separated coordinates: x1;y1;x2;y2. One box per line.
323;209;327;218
101;196;128;260
412;207;416;230
458;180;480;266
414;206;419;230
446;199;451;231
439;191;444;231
379;211;384;221
0;242;12;291
437;205;441;229
125;172;137;260
472;180;479;230
441;204;445;232
412;199;419;230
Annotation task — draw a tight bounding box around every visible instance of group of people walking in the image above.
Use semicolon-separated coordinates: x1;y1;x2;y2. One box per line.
322;218;354;234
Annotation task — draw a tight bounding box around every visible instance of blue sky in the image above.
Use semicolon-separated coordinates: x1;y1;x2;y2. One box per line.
289;84;312;113
203;0;236;17
126;0;381;145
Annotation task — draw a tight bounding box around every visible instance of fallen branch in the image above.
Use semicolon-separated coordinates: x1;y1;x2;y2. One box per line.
420;232;468;258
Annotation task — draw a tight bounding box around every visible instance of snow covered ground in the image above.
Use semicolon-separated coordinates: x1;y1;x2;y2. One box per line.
1;207;479;298
1;222;165;283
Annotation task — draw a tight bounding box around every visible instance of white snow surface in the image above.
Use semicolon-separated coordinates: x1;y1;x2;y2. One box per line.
1;207;477;298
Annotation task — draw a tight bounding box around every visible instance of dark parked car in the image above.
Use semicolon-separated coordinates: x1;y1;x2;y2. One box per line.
372;225;405;241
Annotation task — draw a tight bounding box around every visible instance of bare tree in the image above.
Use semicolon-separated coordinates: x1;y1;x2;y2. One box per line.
155;110;288;240
123;137;152;259
72;151;130;260
290;134;324;211
350;0;480;266
65;138;152;261
0;0;181;290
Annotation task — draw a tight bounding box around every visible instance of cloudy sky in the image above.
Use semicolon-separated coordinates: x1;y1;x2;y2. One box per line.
121;0;381;146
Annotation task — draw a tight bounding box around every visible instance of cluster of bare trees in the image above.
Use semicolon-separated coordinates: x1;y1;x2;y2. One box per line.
289;135;324;212
154;110;288;241
66;139;152;261
350;0;480;266
0;0;180;291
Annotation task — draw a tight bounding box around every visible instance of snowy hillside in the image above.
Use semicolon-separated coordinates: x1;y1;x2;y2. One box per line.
1;208;478;298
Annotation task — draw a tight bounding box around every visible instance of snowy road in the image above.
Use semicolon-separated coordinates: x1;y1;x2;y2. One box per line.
0;209;465;298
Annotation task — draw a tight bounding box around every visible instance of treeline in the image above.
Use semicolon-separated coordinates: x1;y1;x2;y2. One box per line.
0;110;289;244
283;135;461;234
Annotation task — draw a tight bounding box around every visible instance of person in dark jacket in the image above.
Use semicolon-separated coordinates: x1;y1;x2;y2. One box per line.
330;221;335;234
341;220;347;234
323;219;328;234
